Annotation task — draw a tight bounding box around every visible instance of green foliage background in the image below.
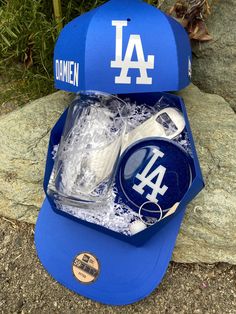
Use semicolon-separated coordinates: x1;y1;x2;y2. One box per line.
0;0;109;104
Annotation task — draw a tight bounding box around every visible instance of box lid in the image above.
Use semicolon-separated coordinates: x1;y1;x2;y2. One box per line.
54;0;192;94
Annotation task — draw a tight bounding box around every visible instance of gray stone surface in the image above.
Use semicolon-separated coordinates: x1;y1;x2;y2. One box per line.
174;84;236;264
160;0;236;111
191;1;236;111
0;91;72;224
0;86;235;263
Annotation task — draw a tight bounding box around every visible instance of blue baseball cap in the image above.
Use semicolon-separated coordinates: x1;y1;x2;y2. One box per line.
54;0;191;94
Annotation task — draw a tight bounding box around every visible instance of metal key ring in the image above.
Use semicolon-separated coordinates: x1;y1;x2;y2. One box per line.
138;201;163;226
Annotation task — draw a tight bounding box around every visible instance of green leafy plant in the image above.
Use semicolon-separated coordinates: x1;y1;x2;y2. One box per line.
0;0;109;104
0;0;58;103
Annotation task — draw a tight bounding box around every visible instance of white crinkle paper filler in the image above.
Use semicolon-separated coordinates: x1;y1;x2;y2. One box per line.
56;189;140;236
52;97;192;235
129;220;147;235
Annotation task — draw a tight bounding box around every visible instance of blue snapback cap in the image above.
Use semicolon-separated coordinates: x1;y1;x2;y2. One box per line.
54;0;191;94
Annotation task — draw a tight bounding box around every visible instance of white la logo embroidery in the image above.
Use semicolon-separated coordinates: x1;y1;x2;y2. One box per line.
110;20;155;85
132;148;168;203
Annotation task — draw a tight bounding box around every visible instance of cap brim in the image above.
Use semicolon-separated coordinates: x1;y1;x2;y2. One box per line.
35;198;185;305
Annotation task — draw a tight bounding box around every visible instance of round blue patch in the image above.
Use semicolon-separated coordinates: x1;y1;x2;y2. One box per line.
116;138;193;218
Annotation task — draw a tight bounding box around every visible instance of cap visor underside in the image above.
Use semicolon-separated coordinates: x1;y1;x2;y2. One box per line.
35;198;185;305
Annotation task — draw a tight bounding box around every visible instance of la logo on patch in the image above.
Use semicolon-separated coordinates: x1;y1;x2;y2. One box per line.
132;148;168;204
115;138;193;219
111;20;155;85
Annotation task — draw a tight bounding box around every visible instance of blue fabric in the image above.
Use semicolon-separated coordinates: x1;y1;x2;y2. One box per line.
54;0;191;93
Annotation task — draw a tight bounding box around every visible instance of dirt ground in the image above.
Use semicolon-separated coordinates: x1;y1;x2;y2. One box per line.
0;217;236;314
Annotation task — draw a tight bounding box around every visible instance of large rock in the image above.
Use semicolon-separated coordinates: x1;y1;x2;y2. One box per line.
0;91;72;224
173;84;236;264
160;0;236;111
0;86;235;264
191;1;236;111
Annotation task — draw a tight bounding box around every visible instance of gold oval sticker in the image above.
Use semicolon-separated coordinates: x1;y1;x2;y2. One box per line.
72;252;100;284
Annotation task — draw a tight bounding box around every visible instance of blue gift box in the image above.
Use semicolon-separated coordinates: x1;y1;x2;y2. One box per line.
43;91;204;246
